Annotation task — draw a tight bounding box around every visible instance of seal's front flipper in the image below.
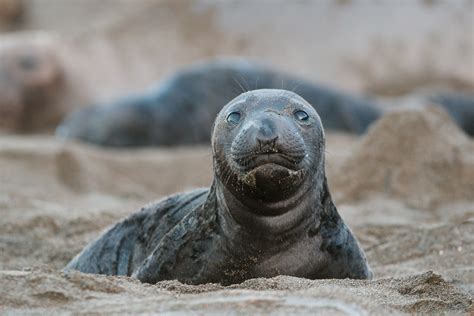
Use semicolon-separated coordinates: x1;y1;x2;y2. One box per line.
64;214;144;276
64;189;210;277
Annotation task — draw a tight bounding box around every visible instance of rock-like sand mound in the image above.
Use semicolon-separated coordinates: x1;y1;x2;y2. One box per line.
332;106;474;210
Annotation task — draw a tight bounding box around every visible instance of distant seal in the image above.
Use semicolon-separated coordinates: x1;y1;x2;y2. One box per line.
65;89;372;285
0;39;64;132
429;92;474;136
56;59;382;147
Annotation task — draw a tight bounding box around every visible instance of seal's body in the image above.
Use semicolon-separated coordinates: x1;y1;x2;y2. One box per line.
65;89;372;284
56;60;381;147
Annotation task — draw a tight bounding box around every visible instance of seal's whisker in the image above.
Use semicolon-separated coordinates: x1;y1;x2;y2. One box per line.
237;73;251;92
291;82;302;94
232;76;246;93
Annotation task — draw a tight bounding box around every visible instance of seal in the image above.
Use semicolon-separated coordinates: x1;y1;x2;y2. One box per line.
0;37;65;132
65;89;372;285
429;92;474;136
56;59;382;147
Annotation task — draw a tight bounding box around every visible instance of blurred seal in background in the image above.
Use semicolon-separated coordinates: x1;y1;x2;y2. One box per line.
56;59;382;147
0;34;66;133
56;59;474;147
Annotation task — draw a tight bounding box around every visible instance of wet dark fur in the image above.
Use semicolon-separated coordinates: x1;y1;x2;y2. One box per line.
56;59;382;147
65;89;372;285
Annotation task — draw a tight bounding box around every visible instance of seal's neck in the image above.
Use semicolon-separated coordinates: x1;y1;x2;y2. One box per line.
213;166;330;240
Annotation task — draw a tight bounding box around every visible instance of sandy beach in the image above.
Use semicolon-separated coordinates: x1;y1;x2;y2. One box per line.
1;106;473;314
0;0;473;314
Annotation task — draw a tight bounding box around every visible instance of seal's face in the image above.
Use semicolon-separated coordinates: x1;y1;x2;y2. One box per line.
212;89;325;206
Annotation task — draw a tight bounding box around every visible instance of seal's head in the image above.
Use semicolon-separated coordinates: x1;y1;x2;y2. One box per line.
212;89;326;214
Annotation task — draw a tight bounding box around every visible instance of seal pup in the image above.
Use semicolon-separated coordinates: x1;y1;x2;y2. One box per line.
65;89;372;285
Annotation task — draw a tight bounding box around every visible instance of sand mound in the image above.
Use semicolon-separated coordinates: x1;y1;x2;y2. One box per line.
0;268;470;314
0;136;212;200
332;106;474;210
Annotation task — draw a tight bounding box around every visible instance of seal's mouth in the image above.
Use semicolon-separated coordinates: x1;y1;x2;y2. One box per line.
238;158;307;199
232;151;306;172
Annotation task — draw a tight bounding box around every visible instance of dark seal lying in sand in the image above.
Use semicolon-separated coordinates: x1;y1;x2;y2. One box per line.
65;89;372;285
56;59;382;147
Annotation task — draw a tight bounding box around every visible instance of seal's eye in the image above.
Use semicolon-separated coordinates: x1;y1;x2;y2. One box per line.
226;112;241;124
294;110;309;121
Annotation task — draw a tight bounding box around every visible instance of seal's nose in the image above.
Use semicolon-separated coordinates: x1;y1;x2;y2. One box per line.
257;135;279;151
256;118;279;151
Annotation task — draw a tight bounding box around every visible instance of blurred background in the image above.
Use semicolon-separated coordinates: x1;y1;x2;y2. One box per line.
0;0;472;134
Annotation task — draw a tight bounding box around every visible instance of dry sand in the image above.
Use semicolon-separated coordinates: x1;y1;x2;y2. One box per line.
0;1;473;313
0;106;472;314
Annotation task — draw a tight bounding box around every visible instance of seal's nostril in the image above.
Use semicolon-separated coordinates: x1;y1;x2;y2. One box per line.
271;136;278;147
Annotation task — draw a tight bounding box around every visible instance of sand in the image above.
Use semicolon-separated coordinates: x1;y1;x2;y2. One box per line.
0;106;472;314
0;269;470;315
0;1;473;314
